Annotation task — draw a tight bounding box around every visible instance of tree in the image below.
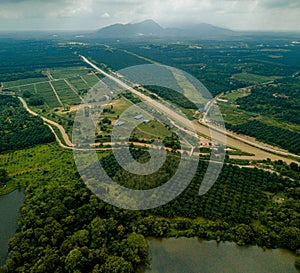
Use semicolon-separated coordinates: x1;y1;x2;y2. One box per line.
279;227;300;250
0;169;9;186
119;233;149;268
295;258;300;270
99;256;133;273
65;249;86;273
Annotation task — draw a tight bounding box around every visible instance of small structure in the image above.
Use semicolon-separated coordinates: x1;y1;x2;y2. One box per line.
134;114;143;120
143;120;150;124
115;120;125;126
217;98;229;103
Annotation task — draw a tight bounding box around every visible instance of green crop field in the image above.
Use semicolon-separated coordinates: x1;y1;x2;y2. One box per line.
232;73;280;84
19;84;36;94
49;67;91;79
222;90;250;101
51;80;81;105
219;102;258;125
68;77;90;94
3;77;48;88
35;82;61;108
81;73;100;87
134;120;172;140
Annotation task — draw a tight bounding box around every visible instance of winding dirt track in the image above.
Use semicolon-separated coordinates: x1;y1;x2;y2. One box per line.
18;58;299;165
18;97;74;147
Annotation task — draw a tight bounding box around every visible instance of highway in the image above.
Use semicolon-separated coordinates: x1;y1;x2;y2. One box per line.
81;56;299;164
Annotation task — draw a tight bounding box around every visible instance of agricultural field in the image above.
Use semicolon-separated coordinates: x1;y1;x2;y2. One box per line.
51;80;81;105
35;82;61;108
133;120;172;141
67;77;90;95
232;73;280;84
3;77;48;89
19;84;36;94
81;73;101;87
49;67;91;79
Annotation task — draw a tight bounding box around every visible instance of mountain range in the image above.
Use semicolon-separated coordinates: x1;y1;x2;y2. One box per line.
95;19;237;39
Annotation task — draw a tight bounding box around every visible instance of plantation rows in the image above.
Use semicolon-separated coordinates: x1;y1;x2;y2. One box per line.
226;120;300;154
95;149;296;224
51;80;81;105
35;82;61;108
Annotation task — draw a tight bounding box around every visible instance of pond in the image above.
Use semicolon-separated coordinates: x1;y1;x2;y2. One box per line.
145;238;298;273
0;189;25;266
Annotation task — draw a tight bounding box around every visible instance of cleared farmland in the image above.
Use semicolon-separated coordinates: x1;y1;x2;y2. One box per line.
35;82;61;108
81;73;100;87
51;80;81;105
3;77;48;88
68;77;90;94
50;67;90;79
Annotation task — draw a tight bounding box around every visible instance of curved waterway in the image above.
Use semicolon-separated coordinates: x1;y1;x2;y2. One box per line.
145;238;298;273
0;189;25;266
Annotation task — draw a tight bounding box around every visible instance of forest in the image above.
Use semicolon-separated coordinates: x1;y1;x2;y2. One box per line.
109;40;300;96
225;120;300;154
0;40;82;82
144;85;198;110
236;77;300;125
0;96;55;152
222;77;300;154
1;145;299;272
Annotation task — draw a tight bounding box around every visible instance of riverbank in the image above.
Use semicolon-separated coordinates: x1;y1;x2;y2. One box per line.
0;189;25;266
144;238;299;273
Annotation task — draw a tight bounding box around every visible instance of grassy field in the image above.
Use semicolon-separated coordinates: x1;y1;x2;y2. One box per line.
134;120;172;140
51;80;81;105
3;77;48;88
67;77;90;94
49;67;91;79
20;84;36;94
81;73;100;87
35;82;61;108
0;143;110;195
218;102;258;125
232;73;280;84
221;90;250;101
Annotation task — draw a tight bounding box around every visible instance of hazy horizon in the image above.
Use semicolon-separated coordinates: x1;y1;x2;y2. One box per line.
0;0;299;32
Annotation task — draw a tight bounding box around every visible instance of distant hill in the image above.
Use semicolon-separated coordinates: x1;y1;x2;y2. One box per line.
96;19;164;38
95;20;237;39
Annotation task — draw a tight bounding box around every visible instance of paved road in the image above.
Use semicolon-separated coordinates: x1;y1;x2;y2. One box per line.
81;56;299;164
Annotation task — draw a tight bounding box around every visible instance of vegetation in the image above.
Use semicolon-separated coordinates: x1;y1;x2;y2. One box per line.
226;120;300;154
1;37;300;272
0;96;55;152
145;85;198;110
0;169;9;187
0;40;82;83
0;145;299;272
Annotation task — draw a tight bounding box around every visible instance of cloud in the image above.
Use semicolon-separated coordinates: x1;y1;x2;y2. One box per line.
101;12;111;19
259;0;300;9
0;0;299;31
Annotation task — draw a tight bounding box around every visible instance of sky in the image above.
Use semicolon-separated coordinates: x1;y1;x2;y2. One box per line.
0;0;299;31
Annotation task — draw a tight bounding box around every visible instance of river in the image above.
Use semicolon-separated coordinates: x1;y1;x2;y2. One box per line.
0;189;25;266
145;238;298;273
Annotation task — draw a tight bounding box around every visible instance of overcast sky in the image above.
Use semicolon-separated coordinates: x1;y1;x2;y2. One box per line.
0;0;299;31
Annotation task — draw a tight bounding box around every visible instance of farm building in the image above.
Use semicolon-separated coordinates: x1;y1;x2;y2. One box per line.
134;114;143;120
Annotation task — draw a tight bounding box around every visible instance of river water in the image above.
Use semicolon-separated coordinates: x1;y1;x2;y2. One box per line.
0;191;298;272
145;238;298;273
0;189;25;266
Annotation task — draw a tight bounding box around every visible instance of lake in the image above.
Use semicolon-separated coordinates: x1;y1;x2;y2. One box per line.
145;238;298;273
0;189;25;266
